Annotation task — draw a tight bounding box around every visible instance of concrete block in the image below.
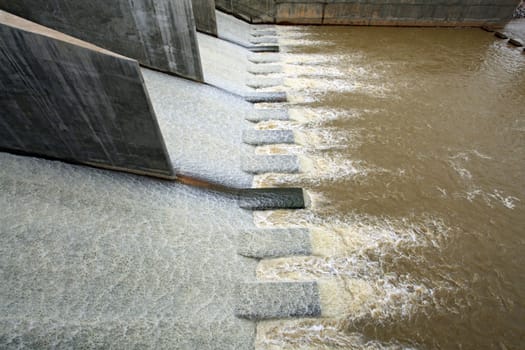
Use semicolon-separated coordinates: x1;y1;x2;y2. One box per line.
242;130;295;145
0;11;174;178
0;0;203;81
509;38;523;46
237;187;307;210
248;45;280;53
245;77;283;89
250;36;279;44
237;228;312;258
248;53;281;63
246;109;290;122
192;0;218;36
234;282;321;320
251;29;277;36
244;91;288;103
248;64;283;74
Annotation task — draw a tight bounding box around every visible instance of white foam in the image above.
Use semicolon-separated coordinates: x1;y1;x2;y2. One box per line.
253;156;372;187
257;319;419;350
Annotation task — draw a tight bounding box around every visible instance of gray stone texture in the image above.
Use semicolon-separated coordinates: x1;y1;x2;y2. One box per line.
234;282;321;320
0;11;174;179
192;0;218;36
248;52;281;64
243;130;295;145
246;109;290;122
238;228;312;258
216;0;276;23
246;77;284;89
250;35;279;44
217;0;518;26
241;155;300;174
0;0;203;81
238;188;306;210
248;63;282;75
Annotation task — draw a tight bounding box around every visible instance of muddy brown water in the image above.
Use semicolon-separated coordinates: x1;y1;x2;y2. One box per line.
256;25;525;349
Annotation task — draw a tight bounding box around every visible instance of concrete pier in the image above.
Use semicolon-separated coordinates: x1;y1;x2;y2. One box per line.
192;0;218;36
0;0;203;81
0;11;174;179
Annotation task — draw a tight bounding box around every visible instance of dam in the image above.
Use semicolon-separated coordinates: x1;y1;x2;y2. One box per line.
1;1;524;349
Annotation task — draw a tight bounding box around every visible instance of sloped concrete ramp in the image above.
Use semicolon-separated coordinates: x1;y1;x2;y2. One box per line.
142;68;255;188
216;10;278;51
197;32;286;102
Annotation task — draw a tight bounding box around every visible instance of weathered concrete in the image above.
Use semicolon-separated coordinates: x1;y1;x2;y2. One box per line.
246;109;290;122
238;188;307;210
238;228;312;258
243;130;295;145
216;10;279;51
234;282;321;320
192;0;218;36
0;11;174;179
217;0;519;26
216;0;275;23
0;0;203;80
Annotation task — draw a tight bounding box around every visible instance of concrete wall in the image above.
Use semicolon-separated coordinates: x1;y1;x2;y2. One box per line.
216;0;519;26
0;11;175;179
0;0;203;81
216;0;275;23
192;0;218;36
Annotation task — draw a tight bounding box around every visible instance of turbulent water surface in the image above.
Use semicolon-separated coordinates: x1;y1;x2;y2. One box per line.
255;25;525;349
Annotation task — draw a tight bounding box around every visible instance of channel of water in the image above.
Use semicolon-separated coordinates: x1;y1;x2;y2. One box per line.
253;25;525;349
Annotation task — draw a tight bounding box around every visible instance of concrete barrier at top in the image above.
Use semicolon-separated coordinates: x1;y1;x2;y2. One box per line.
216;0;518;26
0;0;204;81
0;11;175;179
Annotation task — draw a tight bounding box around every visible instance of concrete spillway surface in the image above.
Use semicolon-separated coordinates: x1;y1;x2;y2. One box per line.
0;153;257;348
197;32;285;102
216;10;278;50
142;68;255;188
0;153;319;348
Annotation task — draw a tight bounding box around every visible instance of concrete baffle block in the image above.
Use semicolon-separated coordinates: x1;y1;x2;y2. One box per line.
246;109;289;122
234;282;322;320
237;188;307;210
242;130;295;145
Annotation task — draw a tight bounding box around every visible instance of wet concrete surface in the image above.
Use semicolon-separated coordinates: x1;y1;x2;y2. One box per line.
0;152;258;349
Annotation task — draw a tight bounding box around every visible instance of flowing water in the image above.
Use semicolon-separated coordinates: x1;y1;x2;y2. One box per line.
254;26;525;349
